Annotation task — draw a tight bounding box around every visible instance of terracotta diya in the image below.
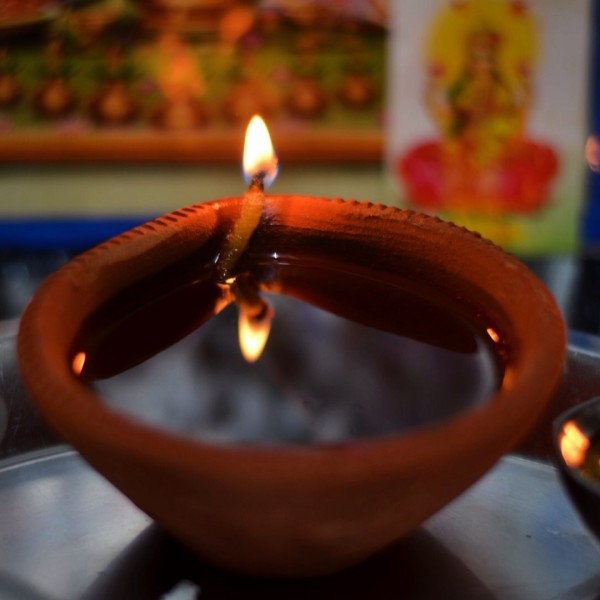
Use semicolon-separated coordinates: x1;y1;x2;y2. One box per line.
17;118;565;578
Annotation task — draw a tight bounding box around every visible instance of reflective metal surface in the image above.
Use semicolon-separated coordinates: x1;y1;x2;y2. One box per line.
1;323;600;599
0;451;598;600
0;320;60;460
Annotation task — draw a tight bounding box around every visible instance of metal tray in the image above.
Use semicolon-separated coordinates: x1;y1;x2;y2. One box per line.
0;451;598;600
1;322;600;599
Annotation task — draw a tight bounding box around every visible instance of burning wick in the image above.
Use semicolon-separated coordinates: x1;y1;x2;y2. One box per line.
216;115;278;282
70;117;277;374
216;115;278;362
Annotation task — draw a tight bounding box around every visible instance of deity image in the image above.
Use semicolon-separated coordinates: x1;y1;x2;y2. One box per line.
397;0;558;215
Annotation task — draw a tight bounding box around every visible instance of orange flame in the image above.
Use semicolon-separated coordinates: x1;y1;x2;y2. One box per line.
238;304;272;363
486;327;500;343
243;115;278;187
559;420;590;467
72;351;86;376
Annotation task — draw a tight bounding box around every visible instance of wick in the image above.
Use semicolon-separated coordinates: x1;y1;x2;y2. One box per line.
216;173;265;282
230;273;273;324
251;173;266;191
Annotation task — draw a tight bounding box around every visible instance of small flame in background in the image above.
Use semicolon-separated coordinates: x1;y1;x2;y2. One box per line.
559;420;590;467
243;115;279;187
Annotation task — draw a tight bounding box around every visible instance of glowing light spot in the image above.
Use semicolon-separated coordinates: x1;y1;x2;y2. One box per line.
71;352;86;376
239;306;272;363
486;327;500;343
586;136;600;173
243;115;278;188
559;420;590;467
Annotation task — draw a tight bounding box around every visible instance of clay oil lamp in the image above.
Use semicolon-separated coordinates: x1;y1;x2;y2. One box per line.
554;396;600;543
17;116;565;578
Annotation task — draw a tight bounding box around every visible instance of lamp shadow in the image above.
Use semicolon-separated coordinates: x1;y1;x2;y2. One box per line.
82;525;495;600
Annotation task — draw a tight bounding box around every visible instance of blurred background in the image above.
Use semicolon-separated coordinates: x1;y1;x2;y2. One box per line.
0;0;597;331
1;5;600;598
0;0;388;318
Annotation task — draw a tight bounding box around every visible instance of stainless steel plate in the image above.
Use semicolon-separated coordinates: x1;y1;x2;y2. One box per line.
0;451;597;600
2;323;600;599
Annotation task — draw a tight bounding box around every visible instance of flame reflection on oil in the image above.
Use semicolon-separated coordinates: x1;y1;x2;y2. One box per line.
72;351;86;376
238;306;272;363
486;327;500;343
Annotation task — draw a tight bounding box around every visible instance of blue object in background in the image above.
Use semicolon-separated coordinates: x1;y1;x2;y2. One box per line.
0;216;154;318
0;217;151;252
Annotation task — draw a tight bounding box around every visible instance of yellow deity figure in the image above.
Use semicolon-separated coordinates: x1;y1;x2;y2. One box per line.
432;29;528;165
424;1;535;165
398;0;557;214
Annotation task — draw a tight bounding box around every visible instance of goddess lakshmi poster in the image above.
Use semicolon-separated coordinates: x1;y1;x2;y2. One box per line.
386;0;590;253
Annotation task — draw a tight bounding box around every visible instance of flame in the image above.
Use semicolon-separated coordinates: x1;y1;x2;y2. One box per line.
559;420;590;467
486;327;500;343
243;115;278;187
72;351;86;376
238;305;272;363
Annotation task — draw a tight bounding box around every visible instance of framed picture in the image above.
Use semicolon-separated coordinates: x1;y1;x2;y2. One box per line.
385;0;590;254
0;0;387;163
